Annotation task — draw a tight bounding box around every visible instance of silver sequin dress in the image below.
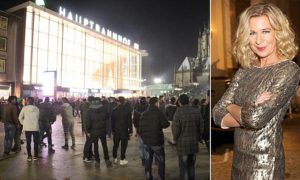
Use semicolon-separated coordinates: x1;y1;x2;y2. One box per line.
213;60;300;180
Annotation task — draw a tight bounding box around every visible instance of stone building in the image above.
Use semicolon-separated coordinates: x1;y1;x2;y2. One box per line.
0;1;147;98
174;25;210;88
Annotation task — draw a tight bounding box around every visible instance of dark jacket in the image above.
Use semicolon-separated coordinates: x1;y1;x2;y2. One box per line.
133;102;148;135
134;101;148;113
172;105;203;155
80;101;91;131
158;100;166;115
2;103;18;125
140;105;170;146
133;110;141;134
108;101;117;118
165;104;177;121
200;103;209;140
38;102;56;129
111;104;133;137
86;103;109;137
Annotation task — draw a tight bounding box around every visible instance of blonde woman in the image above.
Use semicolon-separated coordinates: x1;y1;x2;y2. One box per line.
213;3;300;179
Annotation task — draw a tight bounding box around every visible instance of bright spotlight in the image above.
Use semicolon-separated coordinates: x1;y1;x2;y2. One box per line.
154;78;162;84
36;0;45;6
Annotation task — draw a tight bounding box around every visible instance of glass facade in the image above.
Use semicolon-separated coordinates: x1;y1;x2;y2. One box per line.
23;6;142;91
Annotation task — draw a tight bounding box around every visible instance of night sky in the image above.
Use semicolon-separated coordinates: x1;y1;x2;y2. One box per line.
1;0;209;84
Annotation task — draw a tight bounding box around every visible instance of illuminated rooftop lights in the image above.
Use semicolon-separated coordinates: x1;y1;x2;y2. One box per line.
153;78;162;84
36;0;45;6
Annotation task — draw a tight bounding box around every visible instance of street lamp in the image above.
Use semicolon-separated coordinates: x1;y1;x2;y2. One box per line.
36;0;45;6
154;78;162;84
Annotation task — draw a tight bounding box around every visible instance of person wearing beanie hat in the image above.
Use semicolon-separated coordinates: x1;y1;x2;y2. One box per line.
83;97;112;166
38;97;56;154
140;96;170;179
111;96;133;165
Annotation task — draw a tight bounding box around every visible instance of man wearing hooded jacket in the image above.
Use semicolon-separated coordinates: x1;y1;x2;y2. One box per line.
83;97;112;166
140;97;170;180
111;96;133;165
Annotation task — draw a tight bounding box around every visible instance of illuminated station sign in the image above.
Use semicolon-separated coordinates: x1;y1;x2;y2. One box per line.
58;6;139;49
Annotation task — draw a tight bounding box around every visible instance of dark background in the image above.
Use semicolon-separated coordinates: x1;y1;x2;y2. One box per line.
0;0;209;84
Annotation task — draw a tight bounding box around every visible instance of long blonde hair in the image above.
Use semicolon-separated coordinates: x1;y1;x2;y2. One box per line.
233;3;298;68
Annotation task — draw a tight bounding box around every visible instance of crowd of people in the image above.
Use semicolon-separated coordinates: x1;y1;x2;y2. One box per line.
0;93;209;180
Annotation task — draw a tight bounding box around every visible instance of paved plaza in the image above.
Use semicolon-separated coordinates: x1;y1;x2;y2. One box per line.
0;116;209;180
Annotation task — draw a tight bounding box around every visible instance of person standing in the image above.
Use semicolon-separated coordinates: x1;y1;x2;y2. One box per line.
19;97;40;161
165;96;177;145
61;97;75;150
107;97;117;138
111;96;133;165
172;94;203;180
80;96;94;158
200;96;210;152
11;97;23;153
158;95;166;115
140;97;170;180
2;96;18;155
84;97;112;166
133;96;148;166
38;97;56;153
213;3;300;179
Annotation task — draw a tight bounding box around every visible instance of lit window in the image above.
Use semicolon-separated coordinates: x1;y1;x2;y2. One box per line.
34;15;39;30
38;32;48;50
40;10;49;19
38;49;48;68
23;65;30;83
57;70;62;86
49;20;58;36
75;29;83;44
48;52;57;70
26;12;32;29
39;17;49;33
33;30;39;48
24;46;31;66
32;66;37;84
27;6;33;13
32;48;38;66
25;28;32;46
49;36;58;52
65;25;75;41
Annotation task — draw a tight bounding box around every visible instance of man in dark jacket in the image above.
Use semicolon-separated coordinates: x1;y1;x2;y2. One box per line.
38;97;56;153
165;96;177;145
140;97;170;180
83;97;112;166
200;97;210;152
80;96;93;158
80;96;93;134
111;96;133;166
107;97;117;138
11;97;23;152
2;96;18;155
158;95;166;115
172;94;203;180
133;96;148;166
